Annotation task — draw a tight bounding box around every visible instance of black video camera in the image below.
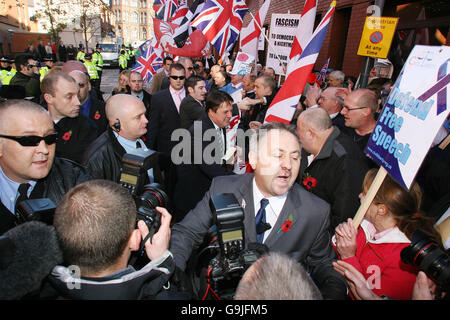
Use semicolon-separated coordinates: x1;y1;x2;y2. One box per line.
15;198;56;226
119;153;169;268
401;229;450;294
198;193;267;299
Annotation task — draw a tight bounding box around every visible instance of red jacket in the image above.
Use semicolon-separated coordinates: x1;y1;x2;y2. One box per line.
336;220;419;300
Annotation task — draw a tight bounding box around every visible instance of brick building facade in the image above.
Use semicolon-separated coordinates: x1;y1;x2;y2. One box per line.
244;0;450;79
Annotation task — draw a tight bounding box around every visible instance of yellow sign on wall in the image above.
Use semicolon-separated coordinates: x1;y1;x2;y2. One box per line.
357;16;399;59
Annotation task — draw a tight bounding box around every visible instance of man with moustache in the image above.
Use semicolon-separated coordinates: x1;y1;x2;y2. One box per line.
0;100;90;234
169;122;347;299
41;72;98;163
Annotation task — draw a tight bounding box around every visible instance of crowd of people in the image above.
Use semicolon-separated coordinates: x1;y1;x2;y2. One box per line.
0;44;448;301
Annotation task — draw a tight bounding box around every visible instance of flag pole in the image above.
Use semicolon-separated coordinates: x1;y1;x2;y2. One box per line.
247;9;285;69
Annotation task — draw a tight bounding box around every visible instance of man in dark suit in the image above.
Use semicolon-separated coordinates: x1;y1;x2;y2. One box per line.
41;71;98;164
179;75;207;129
146;63;186;197
129;71;152;118
147;63;186;157
170;122;347;299
0;100;90;235
173;90;235;222
296;108;369;233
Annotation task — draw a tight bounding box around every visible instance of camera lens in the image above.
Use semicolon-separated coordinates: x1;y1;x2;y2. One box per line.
137;183;169;209
401;229;450;290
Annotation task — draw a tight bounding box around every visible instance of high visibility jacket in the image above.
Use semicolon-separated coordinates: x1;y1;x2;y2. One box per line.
84;61;99;79
92;52;103;71
39;66;50;82
0;68;16;85
119;54;128;69
77;51;85;62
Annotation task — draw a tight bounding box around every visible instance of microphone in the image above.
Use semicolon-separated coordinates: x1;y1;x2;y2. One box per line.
0;221;63;299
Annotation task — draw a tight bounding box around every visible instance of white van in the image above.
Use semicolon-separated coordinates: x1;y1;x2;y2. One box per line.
98;43;119;68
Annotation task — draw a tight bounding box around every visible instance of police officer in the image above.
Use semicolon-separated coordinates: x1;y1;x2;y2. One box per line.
0;57;16;85
39;58;54;82
93;45;104;84
119;49;128;73
76;47;85;63
84;51;100;91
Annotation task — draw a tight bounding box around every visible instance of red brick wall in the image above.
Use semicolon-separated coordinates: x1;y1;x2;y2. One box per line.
246;0;375;78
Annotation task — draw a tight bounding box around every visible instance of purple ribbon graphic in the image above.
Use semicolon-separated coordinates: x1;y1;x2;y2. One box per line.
417;58;449;116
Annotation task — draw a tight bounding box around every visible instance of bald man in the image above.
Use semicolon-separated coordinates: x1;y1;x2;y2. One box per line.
82;94;161;183
63;60;105;102
296;108;369;232
68;70;107;134
0;100;90;234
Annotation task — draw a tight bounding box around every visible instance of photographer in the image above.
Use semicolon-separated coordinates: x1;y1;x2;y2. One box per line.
170;122;347;300
41;179;174;299
0;100;90;235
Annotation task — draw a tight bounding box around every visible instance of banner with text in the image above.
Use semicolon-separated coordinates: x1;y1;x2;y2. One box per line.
365;45;450;189
266;14;301;75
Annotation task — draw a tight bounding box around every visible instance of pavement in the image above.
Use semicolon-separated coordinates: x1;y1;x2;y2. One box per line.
100;67;119;101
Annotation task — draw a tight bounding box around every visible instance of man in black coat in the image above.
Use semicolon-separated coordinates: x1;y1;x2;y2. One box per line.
10;54;41;103
0;100;90;235
179;75;207;129
129;71;152;118
58;41;67;62
146;63;186;198
296;108;369;232
82;94;161;184
68;70;107;134
173;90;235;222
41;71;98;164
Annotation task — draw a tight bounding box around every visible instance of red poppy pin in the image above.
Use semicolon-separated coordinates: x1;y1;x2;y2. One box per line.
277;214;293;234
302;173;317;191
62;130;72;142
94;111;101;120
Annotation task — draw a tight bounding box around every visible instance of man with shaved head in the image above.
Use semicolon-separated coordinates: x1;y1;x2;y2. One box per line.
296;108;369;232
82;94;160;183
0;100;90;234
68;70;107;133
339;89;378;154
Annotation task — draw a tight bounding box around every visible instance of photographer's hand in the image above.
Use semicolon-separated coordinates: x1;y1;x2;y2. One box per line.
138;206;172;261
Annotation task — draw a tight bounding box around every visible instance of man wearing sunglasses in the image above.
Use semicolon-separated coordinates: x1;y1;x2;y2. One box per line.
147;63;186;198
0;100;90;235
41;71;98;164
9;54;41;103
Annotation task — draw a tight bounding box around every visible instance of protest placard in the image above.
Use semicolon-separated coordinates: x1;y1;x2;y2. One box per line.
266;14;301;75
230;52;255;76
353;45;450;227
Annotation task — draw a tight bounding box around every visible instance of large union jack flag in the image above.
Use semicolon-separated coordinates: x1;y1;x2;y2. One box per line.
191;0;248;57
154;0;179;21
130;46;163;83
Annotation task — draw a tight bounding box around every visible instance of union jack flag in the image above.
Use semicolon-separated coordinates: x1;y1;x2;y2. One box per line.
265;1;336;124
191;0;248;57
130;46;163;83
154;0;179;21
170;0;189;26
317;57;330;84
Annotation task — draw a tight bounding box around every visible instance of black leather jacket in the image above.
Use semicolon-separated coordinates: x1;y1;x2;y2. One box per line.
82;128;125;182
82;128;163;184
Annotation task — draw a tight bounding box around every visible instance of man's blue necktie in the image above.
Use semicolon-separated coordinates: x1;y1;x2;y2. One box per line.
255;198;270;243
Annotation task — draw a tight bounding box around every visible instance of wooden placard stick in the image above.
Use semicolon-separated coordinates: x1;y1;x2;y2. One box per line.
352;166;388;228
